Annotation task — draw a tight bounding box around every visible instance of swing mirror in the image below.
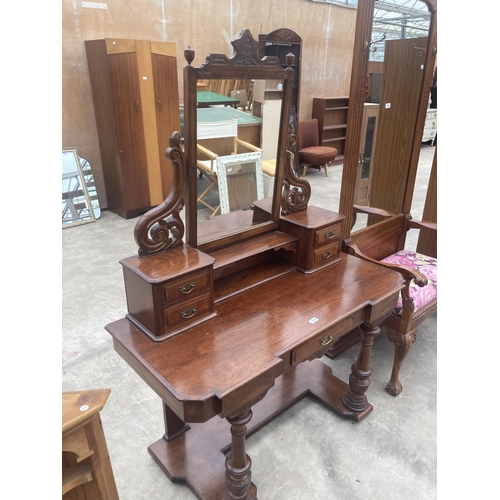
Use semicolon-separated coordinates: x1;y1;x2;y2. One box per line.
183;29;294;252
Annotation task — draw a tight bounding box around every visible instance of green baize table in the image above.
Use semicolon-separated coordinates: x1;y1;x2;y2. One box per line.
197;91;240;108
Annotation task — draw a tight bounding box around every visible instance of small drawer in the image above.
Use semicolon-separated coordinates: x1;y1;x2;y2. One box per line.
164;292;212;330
314;223;342;247
162;270;210;305
291;314;357;366
313;242;339;266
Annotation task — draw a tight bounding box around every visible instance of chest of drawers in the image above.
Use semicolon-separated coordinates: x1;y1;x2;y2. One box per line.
120;245;216;341
277;206;345;272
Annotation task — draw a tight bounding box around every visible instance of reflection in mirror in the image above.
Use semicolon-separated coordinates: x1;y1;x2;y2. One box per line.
196;107;265;221
195;80;283;227
195;86;281;233
352;0;434;234
62;148;96;228
217;152;264;215
370;0;431;63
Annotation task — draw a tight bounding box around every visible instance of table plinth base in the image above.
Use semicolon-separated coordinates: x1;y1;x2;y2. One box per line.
148;359;372;500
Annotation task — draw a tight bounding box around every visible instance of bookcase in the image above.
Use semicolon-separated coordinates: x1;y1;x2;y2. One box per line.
312;97;349;165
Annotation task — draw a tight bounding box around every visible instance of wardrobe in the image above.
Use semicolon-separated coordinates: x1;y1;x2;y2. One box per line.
85;38;180;219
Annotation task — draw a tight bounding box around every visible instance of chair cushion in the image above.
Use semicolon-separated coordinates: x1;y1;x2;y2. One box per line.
381;250;437;315
298;146;338;165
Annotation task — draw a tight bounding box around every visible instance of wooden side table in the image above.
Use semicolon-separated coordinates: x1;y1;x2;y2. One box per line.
62;389;119;499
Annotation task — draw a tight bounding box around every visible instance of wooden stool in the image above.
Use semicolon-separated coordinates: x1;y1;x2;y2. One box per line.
62;389;119;499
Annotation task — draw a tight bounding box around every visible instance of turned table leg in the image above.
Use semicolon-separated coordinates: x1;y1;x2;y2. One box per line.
223;409;257;500
343;322;380;412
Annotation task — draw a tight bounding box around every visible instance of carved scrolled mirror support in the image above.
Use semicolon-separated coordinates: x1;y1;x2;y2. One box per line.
133;132;186;257
281;131;311;215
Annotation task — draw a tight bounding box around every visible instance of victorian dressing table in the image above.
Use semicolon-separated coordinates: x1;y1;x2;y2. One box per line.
106;30;405;500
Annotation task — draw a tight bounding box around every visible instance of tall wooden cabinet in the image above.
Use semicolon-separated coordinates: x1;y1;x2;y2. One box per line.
366;37;427;222
259;29;302;116
85;38;181;219
312;97;349;165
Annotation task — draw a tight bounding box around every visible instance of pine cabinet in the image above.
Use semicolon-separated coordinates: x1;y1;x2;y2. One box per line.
85;38;180;219
312;97;349;165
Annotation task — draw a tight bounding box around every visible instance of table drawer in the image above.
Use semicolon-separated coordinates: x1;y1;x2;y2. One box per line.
291;313;359;366
162;270;210;305
164;292;212;330
313;242;339;266
314;223;342;247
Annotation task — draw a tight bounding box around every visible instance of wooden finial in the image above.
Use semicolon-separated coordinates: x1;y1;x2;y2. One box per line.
184;46;195;66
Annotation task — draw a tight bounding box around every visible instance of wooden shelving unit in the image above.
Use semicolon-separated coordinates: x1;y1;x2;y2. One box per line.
312;97;349;165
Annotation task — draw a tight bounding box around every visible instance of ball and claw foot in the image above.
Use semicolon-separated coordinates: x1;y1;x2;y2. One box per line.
385;379;403;396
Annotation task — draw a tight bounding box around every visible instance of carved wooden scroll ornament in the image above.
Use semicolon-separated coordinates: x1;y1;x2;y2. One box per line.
133;133;186;257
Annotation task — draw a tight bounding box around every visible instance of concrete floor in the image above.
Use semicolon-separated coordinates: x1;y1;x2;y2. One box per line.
62;144;437;500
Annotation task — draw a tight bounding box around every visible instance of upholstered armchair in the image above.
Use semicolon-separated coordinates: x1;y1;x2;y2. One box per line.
342;205;437;396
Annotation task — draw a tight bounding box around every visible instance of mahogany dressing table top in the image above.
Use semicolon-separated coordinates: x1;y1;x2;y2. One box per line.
106;251;404;422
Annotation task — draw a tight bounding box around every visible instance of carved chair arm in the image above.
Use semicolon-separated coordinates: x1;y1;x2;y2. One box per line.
345;240;428;287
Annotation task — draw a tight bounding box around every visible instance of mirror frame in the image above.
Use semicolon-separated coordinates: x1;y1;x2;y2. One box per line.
62;147;96;228
338;0;437;240
183;29;295;252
